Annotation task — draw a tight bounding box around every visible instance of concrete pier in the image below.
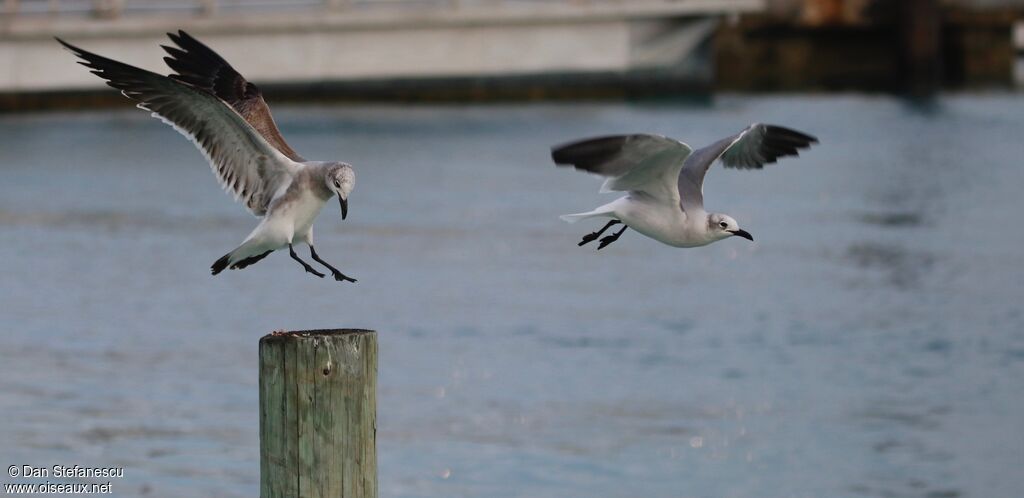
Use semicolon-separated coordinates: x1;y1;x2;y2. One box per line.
0;0;761;100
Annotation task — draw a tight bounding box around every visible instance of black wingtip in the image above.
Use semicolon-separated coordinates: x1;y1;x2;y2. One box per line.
550;135;634;171
160;45;180;57
55;37;80;54
550;144;575;166
764;125;819;146
55;37;102;65
550;141;578;166
174;30;207;53
211;253;231;275
167;30;185;44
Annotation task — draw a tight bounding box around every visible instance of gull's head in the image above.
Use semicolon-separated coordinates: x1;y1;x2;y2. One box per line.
326;163;355;220
708;213;753;242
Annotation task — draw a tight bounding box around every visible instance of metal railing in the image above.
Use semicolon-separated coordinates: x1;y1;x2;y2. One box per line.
1;0;635;20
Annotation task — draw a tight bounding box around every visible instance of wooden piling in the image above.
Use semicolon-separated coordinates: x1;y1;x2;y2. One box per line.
900;0;942;95
259;329;377;498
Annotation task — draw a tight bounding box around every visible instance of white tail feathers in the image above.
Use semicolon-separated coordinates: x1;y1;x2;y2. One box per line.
560;197;620;223
560;210;610;224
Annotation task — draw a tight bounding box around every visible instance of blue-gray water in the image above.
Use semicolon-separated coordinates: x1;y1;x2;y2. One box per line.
1;95;1022;498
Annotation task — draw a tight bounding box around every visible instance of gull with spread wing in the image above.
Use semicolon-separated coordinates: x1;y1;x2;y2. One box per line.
553;124;818;250
58;31;356;282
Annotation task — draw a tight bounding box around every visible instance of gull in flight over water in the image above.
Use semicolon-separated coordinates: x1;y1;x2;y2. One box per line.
58;31;357;282
553;124;818;249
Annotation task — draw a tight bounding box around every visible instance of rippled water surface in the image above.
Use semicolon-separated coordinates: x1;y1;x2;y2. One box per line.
2;95;1023;497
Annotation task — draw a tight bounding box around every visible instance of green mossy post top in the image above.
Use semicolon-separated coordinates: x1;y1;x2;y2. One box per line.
260;328;375;345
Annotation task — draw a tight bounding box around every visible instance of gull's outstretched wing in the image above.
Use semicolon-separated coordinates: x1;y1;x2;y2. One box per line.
552;134;692;205
58;38;300;217
678;124;818;211
161;30;305;162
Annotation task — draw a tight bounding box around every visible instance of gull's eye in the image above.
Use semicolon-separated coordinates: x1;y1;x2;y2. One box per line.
334;181;341;188
719;221;728;229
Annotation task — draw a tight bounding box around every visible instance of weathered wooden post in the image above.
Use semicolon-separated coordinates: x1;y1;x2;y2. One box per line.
259;329;377;498
900;0;942;95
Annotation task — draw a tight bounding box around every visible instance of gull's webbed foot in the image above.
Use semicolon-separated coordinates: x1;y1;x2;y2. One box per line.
579;220;621;247
309;245;357;284
597;226;628;250
578;232;599;246
330;270;357;283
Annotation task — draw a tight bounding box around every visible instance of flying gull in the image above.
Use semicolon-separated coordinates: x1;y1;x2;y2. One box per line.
553;124;818;249
58;31;357;282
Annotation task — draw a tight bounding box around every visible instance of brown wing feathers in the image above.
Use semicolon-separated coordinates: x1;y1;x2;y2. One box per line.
57;36;293;216
161;30;304;162
163;30;246;97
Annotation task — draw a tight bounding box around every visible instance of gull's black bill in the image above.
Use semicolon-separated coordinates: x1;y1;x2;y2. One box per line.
339;197;348;220
730;229;753;241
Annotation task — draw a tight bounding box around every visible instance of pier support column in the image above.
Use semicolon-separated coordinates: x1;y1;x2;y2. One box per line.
901;0;942;95
259;329;378;498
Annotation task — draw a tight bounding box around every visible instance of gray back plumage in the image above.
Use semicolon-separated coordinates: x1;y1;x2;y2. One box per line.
552;134;692;203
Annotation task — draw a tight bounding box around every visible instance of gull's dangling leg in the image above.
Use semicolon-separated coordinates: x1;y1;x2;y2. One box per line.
289;244;325;278
579;220;621;247
597;225;628;250
309;246;357;283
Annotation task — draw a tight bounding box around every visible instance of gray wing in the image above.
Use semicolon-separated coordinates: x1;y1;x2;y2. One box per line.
58;38;300;217
161;30;305;162
552;134;692;204
678;123;818;211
